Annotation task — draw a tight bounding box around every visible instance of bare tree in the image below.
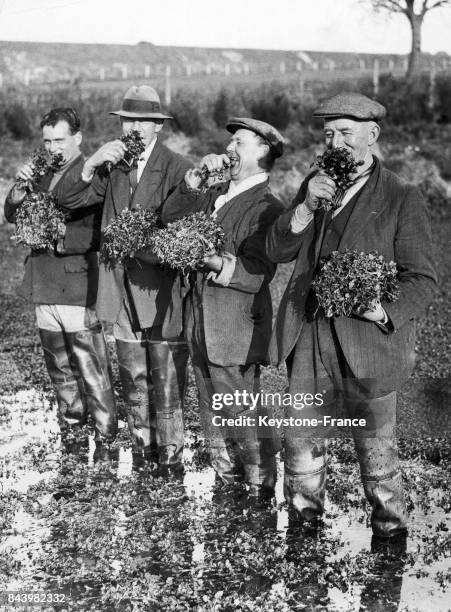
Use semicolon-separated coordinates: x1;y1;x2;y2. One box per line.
368;1;451;79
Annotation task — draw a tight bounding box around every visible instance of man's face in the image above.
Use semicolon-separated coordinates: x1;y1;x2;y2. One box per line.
323;118;377;163
42;120;81;165
120;118;163;147
226;128;268;182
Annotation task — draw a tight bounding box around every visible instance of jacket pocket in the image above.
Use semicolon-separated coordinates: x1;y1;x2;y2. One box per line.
64;261;89;273
242;304;265;323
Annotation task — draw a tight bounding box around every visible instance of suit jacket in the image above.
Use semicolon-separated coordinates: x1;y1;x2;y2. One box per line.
266;157;437;388
4;155;101;306
62;139;190;331
162;179;286;366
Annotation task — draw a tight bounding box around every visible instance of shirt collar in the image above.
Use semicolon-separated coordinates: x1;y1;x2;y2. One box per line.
138;137;157;166
227;172;268;199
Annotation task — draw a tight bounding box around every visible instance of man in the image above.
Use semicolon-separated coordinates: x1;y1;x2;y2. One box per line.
64;86;191;472
267;93;437;538
161;117;285;496
4;107;117;446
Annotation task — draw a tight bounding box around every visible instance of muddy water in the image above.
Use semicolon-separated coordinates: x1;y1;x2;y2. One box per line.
0;389;449;611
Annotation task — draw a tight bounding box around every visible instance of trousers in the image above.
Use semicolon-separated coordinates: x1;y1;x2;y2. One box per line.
113;295;189;465
37;304;117;440
284;317;407;537
189;335;279;491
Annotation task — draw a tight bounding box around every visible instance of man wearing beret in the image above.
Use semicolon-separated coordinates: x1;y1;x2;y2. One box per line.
62;86;191;472
161;117;285;496
267;93;437;538
4;107;117;448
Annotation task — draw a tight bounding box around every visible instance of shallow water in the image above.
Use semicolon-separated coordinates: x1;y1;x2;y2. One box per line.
0;389;449;611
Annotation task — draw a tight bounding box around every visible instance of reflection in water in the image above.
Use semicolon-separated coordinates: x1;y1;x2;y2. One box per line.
358;534;407;612
0;390;449;611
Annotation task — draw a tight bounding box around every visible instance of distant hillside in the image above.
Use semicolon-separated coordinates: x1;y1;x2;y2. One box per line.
0;40;450;87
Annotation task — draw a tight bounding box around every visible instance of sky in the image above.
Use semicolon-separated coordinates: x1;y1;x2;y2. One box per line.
0;0;451;54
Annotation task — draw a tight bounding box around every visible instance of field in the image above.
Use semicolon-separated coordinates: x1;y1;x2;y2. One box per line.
0;77;450;611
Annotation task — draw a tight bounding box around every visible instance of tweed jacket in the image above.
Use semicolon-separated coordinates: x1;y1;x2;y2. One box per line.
266;157;437;388
61;139;190;331
161;179;286;366
4;155;101;306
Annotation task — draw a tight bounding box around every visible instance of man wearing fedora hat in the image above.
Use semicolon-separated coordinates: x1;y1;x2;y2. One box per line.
161;117;285;496
64;85;191;472
267;93;436;538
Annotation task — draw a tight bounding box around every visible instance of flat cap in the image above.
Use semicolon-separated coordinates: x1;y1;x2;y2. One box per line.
226;117;284;158
313;93;386;121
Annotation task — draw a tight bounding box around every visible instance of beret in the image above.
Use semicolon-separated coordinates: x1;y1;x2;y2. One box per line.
313;93;386;121
226;117;284;158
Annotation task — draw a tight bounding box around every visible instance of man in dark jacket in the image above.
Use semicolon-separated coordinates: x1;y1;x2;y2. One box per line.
266;93;437;537
161;117;285;496
5;107;117;444
65;86;191;471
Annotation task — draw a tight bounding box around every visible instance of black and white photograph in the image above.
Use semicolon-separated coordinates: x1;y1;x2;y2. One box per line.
0;1;450;610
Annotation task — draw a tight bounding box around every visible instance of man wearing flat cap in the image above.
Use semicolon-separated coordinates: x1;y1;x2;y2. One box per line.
161;117;285;496
267;93;437;538
63;85;191;472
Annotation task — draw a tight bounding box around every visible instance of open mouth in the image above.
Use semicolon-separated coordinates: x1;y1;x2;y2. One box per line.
228;155;239;169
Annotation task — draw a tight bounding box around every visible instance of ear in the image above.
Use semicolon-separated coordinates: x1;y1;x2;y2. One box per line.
74;131;82;146
258;142;270;160
154;121;164;134
368;122;380;146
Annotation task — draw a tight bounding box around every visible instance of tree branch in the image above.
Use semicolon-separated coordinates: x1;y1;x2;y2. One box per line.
369;0;406;13
425;0;451;11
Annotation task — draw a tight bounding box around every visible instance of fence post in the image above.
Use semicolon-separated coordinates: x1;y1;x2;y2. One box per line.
429;64;436;110
373;59;380;96
144;64;151;78
165;65;171;106
280;61;285;74
299;76;305;97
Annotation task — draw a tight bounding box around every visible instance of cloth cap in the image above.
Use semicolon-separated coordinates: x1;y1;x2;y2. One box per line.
110;85;172;120
313;93;386;121
226;117;284;158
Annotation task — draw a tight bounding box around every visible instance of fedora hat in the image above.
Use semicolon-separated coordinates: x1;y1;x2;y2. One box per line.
110;85;172;120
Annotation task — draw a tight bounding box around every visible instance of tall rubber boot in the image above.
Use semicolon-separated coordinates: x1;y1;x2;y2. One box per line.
39;328;87;429
355;436;408;537
115;339;156;458
67;325;118;441
147;341;189;466
350;392;408;537
284;437;328;521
